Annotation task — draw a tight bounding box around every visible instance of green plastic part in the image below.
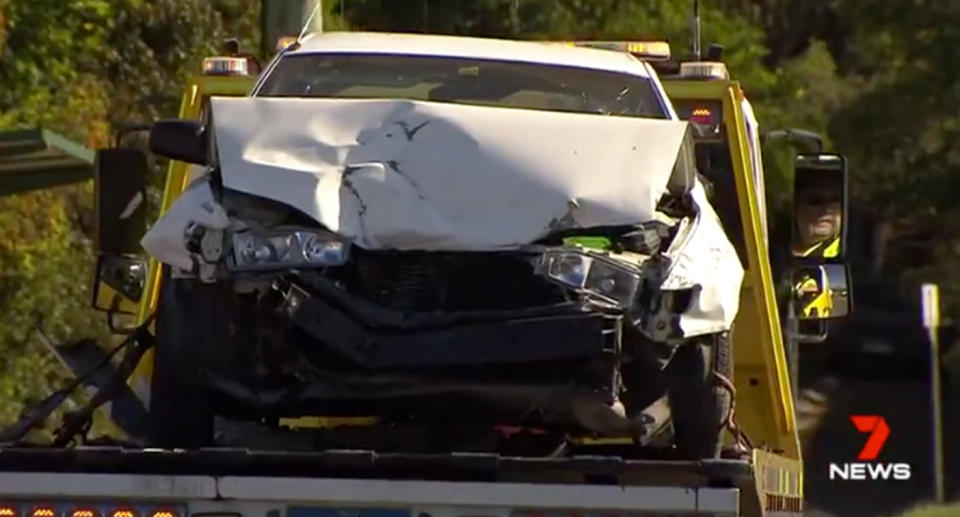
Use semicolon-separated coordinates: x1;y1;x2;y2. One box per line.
562;235;612;249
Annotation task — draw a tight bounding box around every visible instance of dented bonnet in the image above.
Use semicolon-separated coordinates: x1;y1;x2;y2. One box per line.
208;97;691;251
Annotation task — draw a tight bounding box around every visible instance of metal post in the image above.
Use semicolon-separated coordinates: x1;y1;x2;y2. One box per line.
691;0;701;60
315;0;324;33
422;0;428;32
511;0;520;36
921;283;945;504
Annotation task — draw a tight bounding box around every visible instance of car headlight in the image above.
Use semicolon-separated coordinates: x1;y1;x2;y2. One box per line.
537;250;643;308
228;228;350;271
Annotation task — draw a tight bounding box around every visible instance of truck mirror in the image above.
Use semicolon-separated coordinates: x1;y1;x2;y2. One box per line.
791;153;847;260
791;263;851;320
92;253;147;315
94;148;148;255
92;148;149;317
149;120;208;165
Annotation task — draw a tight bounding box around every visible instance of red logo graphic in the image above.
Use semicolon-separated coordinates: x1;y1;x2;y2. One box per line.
850;415;890;460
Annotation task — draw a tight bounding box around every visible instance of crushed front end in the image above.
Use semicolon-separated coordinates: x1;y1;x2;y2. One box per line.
166;190;693;441
140;97;744;454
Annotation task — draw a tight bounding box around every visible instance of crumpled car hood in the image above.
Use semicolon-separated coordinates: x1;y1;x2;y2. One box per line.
209;97;688;250
141;97;745;336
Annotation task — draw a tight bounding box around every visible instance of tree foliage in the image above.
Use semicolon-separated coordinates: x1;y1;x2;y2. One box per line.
0;0;261;430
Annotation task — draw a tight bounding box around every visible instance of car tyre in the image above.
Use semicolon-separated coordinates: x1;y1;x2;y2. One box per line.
667;330;733;459
148;266;218;448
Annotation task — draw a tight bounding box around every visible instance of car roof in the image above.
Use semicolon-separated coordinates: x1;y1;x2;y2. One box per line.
287;31;652;78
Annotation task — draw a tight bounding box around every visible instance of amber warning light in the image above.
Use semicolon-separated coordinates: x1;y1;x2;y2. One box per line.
71;509;98;517
689;107;713;126
0;507;17;517
202;57;249;76
32;508;55;517
112;510;136;517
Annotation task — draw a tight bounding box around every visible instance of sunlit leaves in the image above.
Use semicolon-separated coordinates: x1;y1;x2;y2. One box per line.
0;0;261;431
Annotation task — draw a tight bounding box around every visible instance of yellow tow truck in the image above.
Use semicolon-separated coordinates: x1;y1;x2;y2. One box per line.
1;33;851;517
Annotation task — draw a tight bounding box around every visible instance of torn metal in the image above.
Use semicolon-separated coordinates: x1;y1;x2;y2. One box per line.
209;97;687;250
141;97;744;338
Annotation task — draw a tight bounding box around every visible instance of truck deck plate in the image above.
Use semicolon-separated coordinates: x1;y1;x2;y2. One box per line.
0;447;752;487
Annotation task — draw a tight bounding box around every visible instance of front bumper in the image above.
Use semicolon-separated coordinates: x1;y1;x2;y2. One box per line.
207;275;624;425
285;282;618;369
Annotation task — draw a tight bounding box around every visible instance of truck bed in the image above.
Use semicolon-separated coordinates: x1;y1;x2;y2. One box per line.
0;446;753;485
0;447;752;516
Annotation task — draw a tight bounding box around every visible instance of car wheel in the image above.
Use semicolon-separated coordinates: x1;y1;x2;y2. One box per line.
667;330;732;459
148;267;218;448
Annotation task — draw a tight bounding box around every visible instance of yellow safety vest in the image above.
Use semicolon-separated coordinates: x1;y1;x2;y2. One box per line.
798;237;840;258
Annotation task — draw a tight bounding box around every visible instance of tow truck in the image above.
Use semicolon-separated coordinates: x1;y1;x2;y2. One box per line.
0;28;852;517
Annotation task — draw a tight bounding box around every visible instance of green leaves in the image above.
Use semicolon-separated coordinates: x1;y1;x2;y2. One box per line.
0;0;261;433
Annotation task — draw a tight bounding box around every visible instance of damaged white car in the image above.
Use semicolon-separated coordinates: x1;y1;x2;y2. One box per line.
142;32;744;459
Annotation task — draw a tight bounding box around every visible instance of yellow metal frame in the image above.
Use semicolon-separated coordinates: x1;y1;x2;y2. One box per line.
795;266;833;318
127;75;256;404
663;79;800;461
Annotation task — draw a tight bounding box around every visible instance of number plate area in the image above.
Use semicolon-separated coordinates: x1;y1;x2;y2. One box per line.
287;508;702;517
288;509;411;517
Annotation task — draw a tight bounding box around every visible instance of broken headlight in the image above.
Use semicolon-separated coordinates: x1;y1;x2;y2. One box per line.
228;228;350;272
536;250;643;308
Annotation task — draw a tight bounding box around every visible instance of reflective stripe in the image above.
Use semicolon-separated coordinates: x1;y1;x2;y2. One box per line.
799;237;839;258
794;277;817;292
824;237;840;257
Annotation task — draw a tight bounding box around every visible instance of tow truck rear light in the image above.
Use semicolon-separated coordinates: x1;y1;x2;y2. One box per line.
674;101;724;141
31;507;55;517
202;57;249;76
2;503;179;517
690;107;714;126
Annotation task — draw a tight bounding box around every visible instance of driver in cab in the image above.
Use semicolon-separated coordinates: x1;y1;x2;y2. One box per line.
792;170;842;258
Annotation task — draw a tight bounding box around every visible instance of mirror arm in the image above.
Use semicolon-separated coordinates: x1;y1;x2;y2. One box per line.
787;324;829;344
762;128;824;153
106;295;137;335
785;301;829;342
113;123;153;148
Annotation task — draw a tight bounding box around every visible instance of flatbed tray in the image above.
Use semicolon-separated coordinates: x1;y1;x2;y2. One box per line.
0;446;753;487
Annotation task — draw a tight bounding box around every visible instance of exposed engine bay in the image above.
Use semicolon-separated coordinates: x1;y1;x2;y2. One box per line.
140;97;744;455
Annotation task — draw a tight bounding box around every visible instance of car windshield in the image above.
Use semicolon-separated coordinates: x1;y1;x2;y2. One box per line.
256;53;668;118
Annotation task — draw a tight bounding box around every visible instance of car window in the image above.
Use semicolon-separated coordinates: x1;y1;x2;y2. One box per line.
256;53;669;119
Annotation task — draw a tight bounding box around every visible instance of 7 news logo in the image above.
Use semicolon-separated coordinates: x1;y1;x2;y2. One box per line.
829;415;912;481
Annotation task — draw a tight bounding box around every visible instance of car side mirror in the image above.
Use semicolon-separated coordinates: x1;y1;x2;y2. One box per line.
149;120;208;165
790;263;852;320
791;153;847;260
